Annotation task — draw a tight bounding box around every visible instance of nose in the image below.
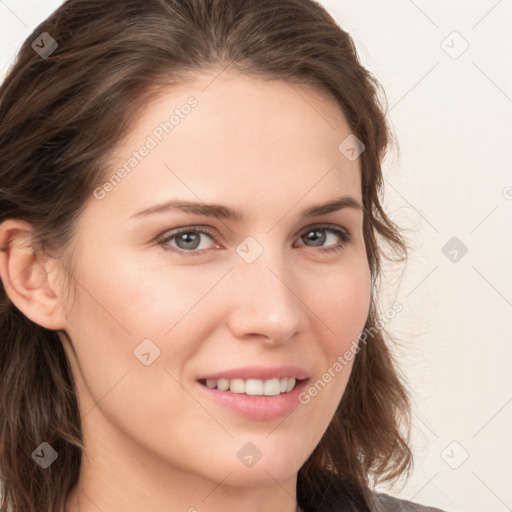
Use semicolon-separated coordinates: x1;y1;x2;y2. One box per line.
224;245;308;345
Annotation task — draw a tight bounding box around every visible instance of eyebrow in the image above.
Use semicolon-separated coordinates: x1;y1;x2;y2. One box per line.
129;195;364;221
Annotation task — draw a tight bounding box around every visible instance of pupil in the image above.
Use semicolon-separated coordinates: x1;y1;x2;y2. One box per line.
306;230;325;247
179;232;199;249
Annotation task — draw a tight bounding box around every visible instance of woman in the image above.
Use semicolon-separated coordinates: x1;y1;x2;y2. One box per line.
0;1;449;511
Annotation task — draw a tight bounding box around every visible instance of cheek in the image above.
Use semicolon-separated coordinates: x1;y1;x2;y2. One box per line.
299;259;370;409
69;248;221;342
61;251;216;399
62;256;217;446
311;259;371;352
297;276;369;432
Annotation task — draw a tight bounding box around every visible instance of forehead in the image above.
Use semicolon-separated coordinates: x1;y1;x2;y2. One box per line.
97;70;363;220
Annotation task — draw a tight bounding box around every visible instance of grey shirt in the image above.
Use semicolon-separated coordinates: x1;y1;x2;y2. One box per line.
297;491;448;512
369;492;447;512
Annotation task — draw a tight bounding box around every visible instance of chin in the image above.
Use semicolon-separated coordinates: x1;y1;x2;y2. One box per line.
221;462;300;487
231;446;306;485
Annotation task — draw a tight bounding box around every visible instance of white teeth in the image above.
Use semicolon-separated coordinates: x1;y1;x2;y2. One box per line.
263;378;281;396
202;377;298;396
230;378;245;394
245;379;263;395
217;378;229;391
285;378;295;392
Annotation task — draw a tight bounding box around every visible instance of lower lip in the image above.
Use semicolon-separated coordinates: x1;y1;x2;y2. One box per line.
196;379;309;421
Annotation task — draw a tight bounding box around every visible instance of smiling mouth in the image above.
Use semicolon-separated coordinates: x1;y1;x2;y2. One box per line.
197;377;308;396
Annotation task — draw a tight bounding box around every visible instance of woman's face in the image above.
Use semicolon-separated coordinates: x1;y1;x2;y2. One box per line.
57;70;371;501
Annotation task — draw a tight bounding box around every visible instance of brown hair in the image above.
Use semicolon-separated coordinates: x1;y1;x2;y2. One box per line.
0;1;412;511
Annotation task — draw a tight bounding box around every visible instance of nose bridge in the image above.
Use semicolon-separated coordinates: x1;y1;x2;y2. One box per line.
226;235;304;342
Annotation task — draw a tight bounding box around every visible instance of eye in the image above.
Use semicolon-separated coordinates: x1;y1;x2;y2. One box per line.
157;224;351;256
295;225;351;253
158;226;218;256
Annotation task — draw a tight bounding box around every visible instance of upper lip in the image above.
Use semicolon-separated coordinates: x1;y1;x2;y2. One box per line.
197;365;309;381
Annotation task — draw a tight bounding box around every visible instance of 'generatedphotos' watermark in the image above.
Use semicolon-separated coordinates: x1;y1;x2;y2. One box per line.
298;301;403;405
93;96;198;200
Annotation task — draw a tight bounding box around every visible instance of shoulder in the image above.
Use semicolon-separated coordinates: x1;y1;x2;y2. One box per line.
367;491;448;512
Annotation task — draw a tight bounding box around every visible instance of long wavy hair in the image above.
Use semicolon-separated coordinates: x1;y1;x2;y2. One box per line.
0;1;412;511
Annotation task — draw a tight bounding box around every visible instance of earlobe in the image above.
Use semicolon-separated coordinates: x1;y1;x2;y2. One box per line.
0;219;67;331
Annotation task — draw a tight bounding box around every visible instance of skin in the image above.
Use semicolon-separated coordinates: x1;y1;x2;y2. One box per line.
0;69;371;512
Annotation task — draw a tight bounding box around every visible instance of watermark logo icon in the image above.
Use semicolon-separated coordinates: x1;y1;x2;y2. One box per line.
442;236;468;263
134;338;161;366
236;236;264;264
237;442;262;468
338;134;365;161
441;31;469;59
32;442;58;468
31;32;58;59
441;441;469;469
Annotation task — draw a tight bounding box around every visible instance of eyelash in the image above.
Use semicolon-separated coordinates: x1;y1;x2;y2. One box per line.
157;224;352;257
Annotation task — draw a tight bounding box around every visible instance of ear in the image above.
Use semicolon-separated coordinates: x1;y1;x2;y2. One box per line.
0;219;67;330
